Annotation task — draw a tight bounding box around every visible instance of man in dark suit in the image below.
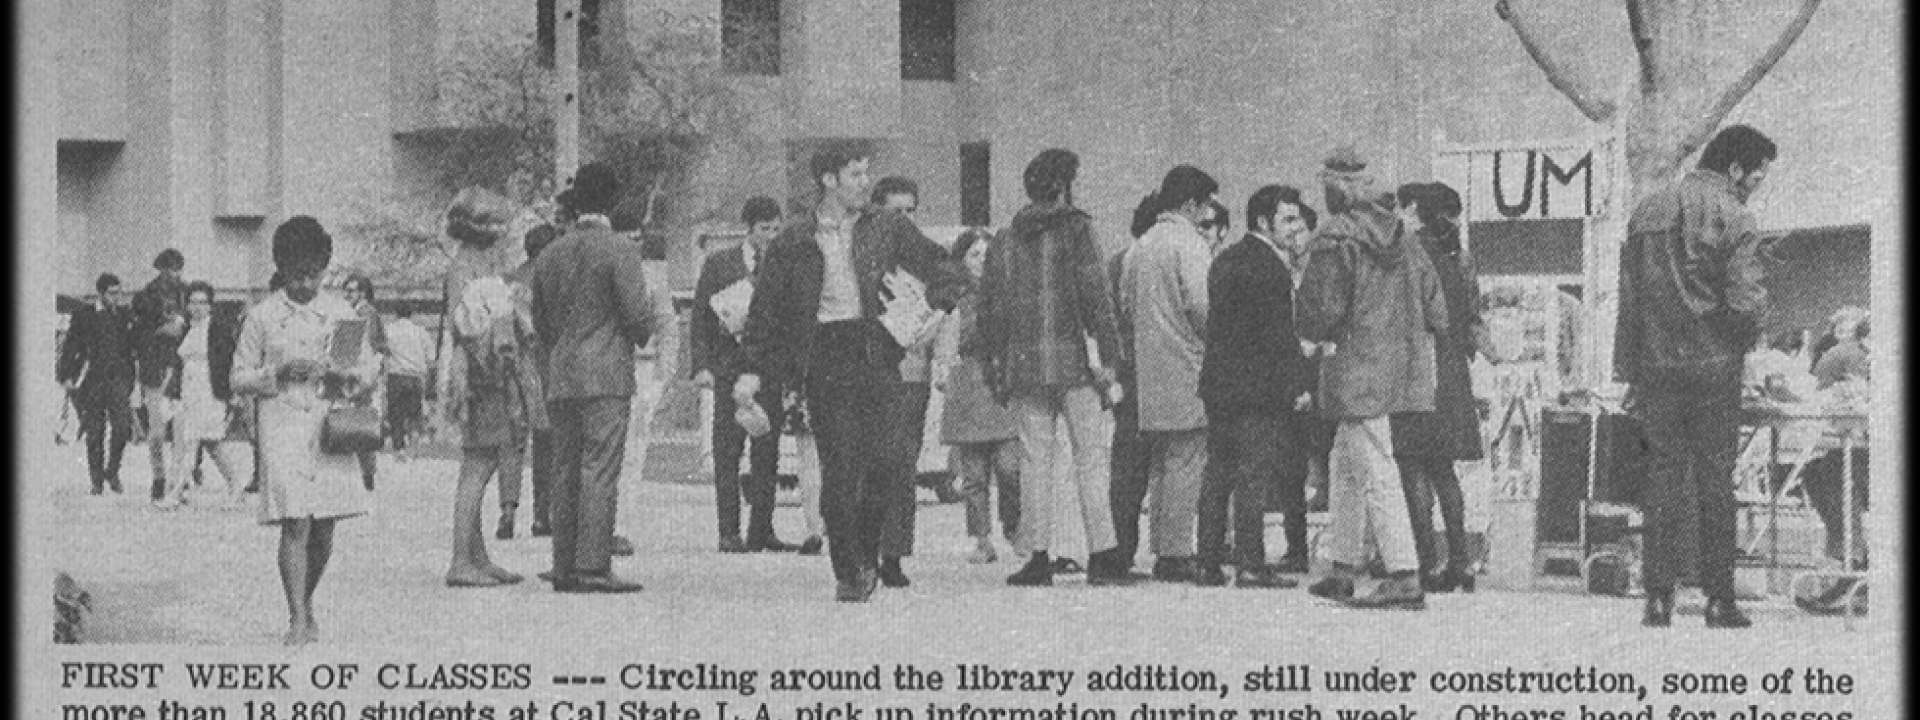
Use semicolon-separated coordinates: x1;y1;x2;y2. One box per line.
733;147;968;602
60;273;139;494
1195;185;1319;588
529;163;658;594
690;196;795;554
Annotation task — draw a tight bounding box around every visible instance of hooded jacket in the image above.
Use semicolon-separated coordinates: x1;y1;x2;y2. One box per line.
976;201;1122;397
1296;200;1448;419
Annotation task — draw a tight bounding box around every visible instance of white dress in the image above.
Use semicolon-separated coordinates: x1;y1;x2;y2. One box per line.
174;324;230;442
232;291;379;524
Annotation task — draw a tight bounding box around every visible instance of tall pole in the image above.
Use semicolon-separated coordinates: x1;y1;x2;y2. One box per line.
556;0;581;189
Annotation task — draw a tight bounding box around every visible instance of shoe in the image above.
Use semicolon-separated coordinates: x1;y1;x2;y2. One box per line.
611;535;635;557
836;568;878;602
718;536;751;554
1191;563;1229;587
1007;554;1054;587
537;570;561;583
1050;557;1083;575
531;521;552;537
90;485;104;496
1448;567;1476;593
1152;557;1196;583
1704;598;1753;629
1642;589;1674;627
557;573;644;593
879;557;910;588
967;539;998;564
495;513;516;540
797;536;824;556
110;481;126;494
1235;566;1300;589
1307;575;1356;601
747;535;799;553
1086;551;1149;585
1342;574;1426;610
1269;555;1310;574
445;573;508;588
1421;572;1456;593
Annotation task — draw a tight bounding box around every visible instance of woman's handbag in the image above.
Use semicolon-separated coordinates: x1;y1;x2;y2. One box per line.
320;404;384;455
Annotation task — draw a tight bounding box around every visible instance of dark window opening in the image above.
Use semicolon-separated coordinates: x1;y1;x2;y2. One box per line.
537;0;604;68
960;142;990;226
723;0;781;76
901;0;956;81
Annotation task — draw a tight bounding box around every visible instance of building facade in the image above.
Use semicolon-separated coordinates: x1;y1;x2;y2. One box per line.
49;0;1899;301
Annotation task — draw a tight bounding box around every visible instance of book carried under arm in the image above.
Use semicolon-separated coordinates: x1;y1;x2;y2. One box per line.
709;277;755;337
878;267;939;348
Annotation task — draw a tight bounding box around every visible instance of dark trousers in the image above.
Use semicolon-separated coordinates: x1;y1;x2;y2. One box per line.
1636;370;1741;600
1399;453;1468;575
880;382;931;558
547;396;632;577
77;389;134;490
1803;448;1869;568
1197;410;1310;568
1104;395;1154;569
712;377;783;542
529;429;554;527
384;374;425;449
807;323;902;584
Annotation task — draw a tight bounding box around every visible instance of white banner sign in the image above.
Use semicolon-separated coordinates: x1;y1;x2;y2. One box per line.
1468;146;1609;221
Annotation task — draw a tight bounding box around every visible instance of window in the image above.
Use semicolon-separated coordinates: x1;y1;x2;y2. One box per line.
723;0;781;76
900;0;956;81
960;142;990;226
537;0;603;68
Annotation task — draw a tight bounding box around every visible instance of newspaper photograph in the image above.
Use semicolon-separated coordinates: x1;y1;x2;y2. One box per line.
17;1;1902;719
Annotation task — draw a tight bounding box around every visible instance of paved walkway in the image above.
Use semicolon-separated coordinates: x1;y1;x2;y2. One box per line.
48;414;1889;687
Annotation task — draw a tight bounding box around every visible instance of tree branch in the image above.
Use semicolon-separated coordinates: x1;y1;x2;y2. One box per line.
1495;0;1619;121
1624;0;1658;91
1679;0;1822;158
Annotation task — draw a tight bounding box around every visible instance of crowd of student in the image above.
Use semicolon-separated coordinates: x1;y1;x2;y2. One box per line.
58;122;1864;640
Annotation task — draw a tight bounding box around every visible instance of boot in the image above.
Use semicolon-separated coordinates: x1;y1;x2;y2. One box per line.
1343;572;1426;610
1007;552;1054;586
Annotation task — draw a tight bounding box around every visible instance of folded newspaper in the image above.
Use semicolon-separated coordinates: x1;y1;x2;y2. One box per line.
709;277;755;337
879;267;939;348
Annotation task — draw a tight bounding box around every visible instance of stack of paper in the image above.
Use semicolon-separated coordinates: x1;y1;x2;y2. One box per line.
710;278;756;337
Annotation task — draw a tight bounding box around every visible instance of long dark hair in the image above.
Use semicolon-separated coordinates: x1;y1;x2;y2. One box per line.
1416;182;1464;254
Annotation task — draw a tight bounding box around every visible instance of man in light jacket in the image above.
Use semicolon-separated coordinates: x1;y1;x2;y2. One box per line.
1118;165;1221;584
1296;146;1447;610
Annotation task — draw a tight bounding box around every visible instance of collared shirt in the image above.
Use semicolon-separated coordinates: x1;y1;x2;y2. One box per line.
815;209;862;322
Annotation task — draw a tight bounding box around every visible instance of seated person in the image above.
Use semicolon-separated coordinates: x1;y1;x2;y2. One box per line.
1796;317;1870;613
1745;328;1816;402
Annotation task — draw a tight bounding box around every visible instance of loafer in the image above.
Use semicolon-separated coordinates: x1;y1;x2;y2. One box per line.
1342;575;1426;610
1191;563;1230;587
1307;575;1355;600
558;573;644;594
1269;555;1310;574
1152;557;1196;583
797;536;824;555
1235;567;1300;589
1704;598;1752;629
1007;556;1054;587
748;536;799;553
